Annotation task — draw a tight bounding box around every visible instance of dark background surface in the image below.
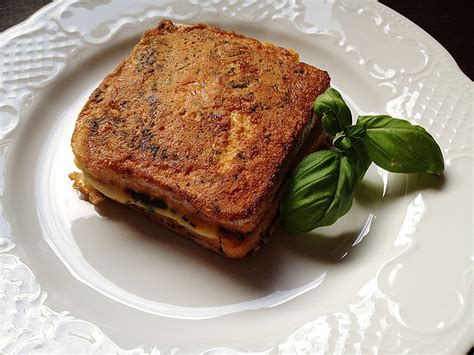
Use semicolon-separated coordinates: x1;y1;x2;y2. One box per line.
1;1;472;354
0;0;472;80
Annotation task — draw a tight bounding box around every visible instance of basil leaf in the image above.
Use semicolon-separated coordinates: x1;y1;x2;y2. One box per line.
314;87;352;136
280;150;360;233
358;115;444;175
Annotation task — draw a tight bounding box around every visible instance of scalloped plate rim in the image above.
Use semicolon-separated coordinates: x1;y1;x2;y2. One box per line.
0;1;472;354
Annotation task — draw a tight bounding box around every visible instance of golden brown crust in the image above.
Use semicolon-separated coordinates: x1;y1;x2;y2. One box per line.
71;19;330;233
68;171;105;205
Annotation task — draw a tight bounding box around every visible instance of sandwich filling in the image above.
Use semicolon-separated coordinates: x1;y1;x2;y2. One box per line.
73;169;222;240
70;167;281;245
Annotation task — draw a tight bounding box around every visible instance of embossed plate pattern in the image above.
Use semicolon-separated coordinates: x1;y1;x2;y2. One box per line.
0;0;472;353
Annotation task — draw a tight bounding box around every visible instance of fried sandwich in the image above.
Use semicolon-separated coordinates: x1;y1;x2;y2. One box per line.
70;19;330;258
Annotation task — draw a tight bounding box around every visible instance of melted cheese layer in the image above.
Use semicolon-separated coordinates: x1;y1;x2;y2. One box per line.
83;174;220;240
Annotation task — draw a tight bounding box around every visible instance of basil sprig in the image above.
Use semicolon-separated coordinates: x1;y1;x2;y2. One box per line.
280;87;444;233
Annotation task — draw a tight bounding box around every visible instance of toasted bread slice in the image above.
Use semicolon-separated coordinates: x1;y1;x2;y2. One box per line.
71;19;330;257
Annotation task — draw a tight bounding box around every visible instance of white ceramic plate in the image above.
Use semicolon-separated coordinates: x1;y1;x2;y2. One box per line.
1;1;472;353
